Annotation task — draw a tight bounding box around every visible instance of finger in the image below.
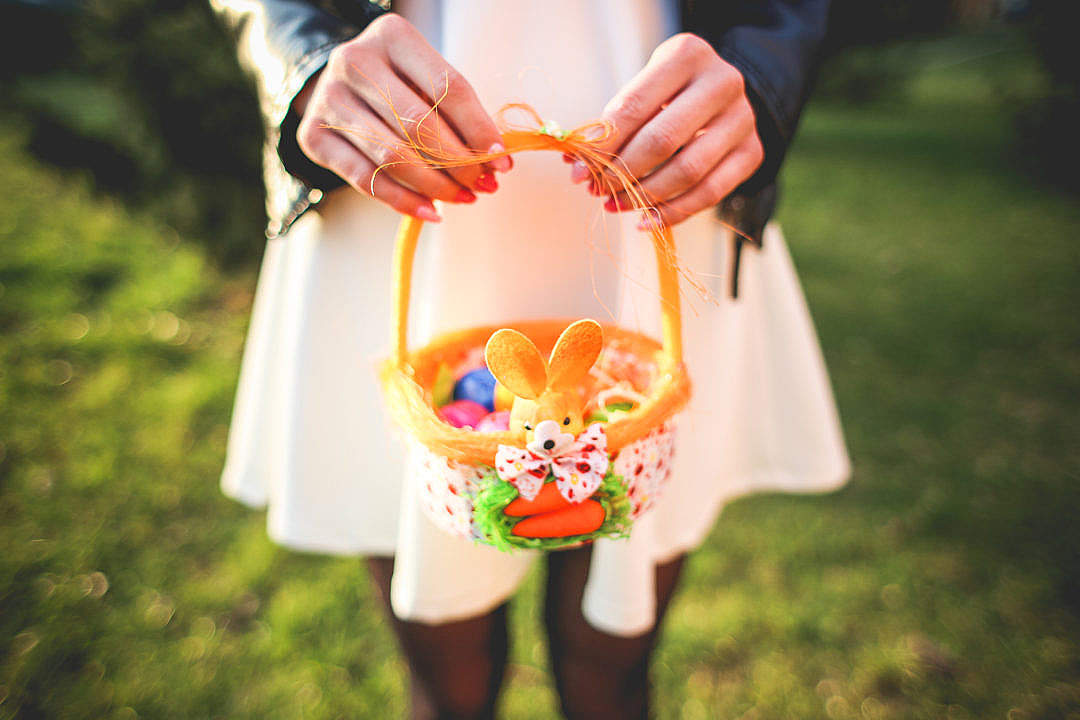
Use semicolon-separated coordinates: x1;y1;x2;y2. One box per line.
366;14;510;172
316;83;477;205
595;34;714;156
607;97;756;210
388;47;511;173
638;140;764;228
349;67;498;193
298;125;442;221
610;67;747;180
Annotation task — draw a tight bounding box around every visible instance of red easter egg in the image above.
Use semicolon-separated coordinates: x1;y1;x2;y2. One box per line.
438;400;489;429
476;410;510;432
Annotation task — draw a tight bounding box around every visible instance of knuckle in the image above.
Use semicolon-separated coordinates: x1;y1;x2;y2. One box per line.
327;41;348;62
373;141;408;167
367;142;394;168
668;32;709;58
746;139;765;169
737;98;756;132
606;91;646;124
325;46;348;74
333;40;367;68
689;33;712;55
440;66;467;96
322;81;350;108
368;11;407;37
717;63;745;96
674;153;707;186
645;122;681;158
296;123;323;158
345;164;377;195
399;103;434;129
659;203;689;225
732;68;746;96
705;171;733;201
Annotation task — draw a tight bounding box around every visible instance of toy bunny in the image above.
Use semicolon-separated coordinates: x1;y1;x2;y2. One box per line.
485;319;613;538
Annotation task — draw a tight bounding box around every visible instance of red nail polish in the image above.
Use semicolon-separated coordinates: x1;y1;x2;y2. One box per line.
603;197;618;213
475;173;498;193
456;188;477;203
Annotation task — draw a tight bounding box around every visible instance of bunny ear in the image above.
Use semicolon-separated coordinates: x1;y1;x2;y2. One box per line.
546;319;603;391
485;328;548;401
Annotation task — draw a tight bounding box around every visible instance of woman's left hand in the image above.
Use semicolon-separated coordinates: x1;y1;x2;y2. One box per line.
579;33;765;227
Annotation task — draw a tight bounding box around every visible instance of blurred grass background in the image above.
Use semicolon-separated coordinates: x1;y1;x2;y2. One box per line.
2;1;1080;718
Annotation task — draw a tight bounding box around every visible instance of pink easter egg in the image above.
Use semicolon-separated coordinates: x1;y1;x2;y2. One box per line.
438;400;489;429
475;410;510;433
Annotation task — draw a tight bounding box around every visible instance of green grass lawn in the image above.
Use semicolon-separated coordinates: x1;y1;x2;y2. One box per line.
3;31;1079;719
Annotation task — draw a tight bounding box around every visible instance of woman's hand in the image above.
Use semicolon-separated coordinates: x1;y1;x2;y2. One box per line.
579;33;764;227
294;13;510;222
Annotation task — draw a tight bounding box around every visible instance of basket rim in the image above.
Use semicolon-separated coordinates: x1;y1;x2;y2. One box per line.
380;318;690;465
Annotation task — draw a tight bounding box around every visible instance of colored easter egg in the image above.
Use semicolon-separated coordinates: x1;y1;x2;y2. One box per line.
494;381;515;411
476;410;510;433
432;362;455;408
453;367;496;411
438;400;489;429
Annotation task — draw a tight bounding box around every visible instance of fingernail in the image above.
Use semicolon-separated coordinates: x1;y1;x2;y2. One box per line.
570;161;589;184
475;173;498;193
488;143;512;173
416;205;442;223
455;188;477;203
637;208;660;230
588;180;602;196
603;197;618;213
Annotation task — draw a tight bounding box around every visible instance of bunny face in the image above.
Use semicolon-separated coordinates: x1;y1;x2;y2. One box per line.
485;320;603;445
509;391;585;440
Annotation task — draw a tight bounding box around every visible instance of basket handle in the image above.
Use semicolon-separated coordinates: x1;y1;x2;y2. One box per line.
390;134;683;371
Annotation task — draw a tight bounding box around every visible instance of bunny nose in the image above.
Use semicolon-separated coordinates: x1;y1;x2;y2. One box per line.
527;420;572;458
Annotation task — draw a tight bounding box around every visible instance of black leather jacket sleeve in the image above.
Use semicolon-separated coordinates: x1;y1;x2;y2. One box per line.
210;0;387;235
683;0;830;294
212;0;829;280
683;0;829;196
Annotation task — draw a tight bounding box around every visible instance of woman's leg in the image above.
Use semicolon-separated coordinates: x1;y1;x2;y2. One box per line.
367;557;509;720
543;546;686;720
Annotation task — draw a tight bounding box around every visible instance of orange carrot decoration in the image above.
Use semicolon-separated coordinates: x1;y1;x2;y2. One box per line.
511;500;606;538
504;481;573;517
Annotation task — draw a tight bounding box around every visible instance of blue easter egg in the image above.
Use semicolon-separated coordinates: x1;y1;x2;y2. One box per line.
453;367;496;411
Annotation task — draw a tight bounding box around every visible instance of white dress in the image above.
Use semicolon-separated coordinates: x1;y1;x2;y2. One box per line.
221;0;850;636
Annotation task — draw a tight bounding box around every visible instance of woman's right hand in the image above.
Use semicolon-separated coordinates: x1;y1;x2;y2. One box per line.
293;13;511;222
